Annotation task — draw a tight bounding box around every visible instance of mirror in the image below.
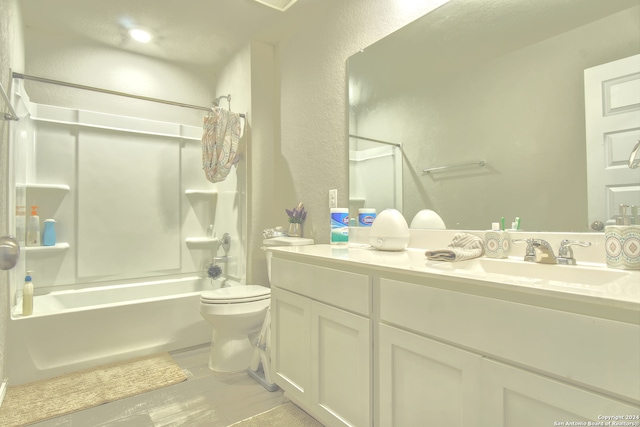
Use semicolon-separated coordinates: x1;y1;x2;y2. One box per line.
348;0;640;232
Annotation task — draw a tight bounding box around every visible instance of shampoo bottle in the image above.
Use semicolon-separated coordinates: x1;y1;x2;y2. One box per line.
26;206;40;247
23;271;33;316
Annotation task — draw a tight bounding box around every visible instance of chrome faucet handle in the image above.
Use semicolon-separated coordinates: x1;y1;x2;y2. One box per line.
512;238;536;262
530;239;557;264
557;240;591;265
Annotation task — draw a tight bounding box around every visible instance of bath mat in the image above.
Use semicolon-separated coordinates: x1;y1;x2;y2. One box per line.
0;352;187;426
229;401;324;427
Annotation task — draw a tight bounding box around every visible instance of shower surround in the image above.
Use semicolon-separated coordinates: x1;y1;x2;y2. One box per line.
7;81;247;384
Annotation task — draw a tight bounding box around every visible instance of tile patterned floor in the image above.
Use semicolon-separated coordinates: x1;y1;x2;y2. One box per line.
30;345;289;427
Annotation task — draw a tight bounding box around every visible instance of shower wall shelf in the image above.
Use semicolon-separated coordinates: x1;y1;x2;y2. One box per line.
24;243;70;252
212;255;236;263
185;189;217;196
185;237;218;245
24;183;71;192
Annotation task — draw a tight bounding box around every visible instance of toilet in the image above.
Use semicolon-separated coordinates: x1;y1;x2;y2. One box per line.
199;236;314;373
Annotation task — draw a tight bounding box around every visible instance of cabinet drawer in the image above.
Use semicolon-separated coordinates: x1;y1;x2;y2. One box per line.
380;277;640;403
271;257;370;316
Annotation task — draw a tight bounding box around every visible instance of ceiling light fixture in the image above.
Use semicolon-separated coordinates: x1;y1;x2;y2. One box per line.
253;0;298;12
128;28;153;43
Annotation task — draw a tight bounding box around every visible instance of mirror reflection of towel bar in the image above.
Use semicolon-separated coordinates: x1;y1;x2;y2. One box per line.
423;160;486;174
629;139;640;169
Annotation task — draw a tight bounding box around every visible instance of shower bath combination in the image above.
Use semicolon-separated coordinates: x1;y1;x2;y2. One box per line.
5;73;250;384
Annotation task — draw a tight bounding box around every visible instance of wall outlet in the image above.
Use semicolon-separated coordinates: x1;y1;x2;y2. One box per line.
329;189;338;209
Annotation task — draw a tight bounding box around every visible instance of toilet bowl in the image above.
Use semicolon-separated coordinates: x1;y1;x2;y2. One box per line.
199;285;271;372
200;236;315;373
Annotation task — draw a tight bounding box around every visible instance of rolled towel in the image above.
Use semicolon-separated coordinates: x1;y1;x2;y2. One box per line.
425;232;485;262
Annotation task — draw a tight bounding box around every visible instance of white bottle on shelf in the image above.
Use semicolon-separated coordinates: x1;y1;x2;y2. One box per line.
15;204;26;245
23;271;34;316
26;205;40;247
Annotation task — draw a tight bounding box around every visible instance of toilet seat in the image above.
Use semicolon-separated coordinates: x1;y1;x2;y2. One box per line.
201;285;270;304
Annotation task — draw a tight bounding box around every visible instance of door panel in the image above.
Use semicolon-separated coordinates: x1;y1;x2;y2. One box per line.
585;54;640;227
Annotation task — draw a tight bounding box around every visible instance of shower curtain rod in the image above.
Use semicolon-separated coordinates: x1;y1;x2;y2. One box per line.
349;134;401;148
12;72;246;118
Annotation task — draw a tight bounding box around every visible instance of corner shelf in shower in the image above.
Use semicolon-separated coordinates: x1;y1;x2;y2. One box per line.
24;243;70;252
185;189;217;196
185;237;218;245
24;183;71;192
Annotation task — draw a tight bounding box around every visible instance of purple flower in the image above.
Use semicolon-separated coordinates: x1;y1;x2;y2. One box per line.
286;203;307;224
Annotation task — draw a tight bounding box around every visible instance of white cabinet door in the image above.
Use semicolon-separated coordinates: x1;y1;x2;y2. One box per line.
482;359;640;427
311;302;371;427
271;287;311;406
378;324;482;427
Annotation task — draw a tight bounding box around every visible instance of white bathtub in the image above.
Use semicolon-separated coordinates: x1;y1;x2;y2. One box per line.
7;276;213;385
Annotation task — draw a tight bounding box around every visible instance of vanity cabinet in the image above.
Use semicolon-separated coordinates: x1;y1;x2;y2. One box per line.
379;276;640;426
270;257;372;427
269;249;640;427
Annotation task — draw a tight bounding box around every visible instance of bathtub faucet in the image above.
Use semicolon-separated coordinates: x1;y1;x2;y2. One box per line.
219;233;231;252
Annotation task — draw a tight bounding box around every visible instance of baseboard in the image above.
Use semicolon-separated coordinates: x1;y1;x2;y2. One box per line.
0;378;7;408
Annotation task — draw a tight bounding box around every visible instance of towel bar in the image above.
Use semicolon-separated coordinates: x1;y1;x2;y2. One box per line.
423;160;486;174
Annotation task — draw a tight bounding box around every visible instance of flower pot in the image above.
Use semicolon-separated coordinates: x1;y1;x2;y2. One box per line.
288;222;303;237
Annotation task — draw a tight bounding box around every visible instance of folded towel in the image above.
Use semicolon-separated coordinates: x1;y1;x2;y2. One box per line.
425;233;485;262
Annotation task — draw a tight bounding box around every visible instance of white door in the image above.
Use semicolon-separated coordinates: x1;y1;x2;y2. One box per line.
585;54;640;229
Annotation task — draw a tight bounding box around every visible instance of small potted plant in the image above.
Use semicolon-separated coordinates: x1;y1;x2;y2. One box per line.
285;202;307;237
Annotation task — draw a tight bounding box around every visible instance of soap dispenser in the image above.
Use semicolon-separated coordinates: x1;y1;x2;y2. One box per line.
605;204;640;270
26;206;40;247
485;222;510;258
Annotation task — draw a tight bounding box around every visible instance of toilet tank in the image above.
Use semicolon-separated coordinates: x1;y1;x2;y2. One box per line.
263;237;315;283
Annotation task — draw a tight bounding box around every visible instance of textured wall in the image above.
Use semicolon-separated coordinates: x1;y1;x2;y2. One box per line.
276;0;448;243
0;0;25;396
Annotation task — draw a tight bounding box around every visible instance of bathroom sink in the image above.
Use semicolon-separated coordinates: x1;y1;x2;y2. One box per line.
429;257;629;286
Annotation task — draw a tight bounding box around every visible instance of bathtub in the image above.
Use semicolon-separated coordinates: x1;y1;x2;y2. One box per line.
7;276;213;385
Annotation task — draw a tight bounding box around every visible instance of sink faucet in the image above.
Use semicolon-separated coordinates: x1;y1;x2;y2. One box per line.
513;238;592;265
557;240;592;265
513;238;555;263
530;239;557;264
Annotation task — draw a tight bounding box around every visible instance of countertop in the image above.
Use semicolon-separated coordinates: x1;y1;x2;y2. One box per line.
267;244;640;321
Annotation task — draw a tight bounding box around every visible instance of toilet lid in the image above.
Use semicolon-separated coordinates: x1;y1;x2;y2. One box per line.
201;285;271;304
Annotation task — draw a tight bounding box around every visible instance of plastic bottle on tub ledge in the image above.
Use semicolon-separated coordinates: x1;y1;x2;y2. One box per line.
330;208;349;244
23;271;34;316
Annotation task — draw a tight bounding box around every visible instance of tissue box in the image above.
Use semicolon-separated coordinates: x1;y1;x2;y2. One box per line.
605;225;640;270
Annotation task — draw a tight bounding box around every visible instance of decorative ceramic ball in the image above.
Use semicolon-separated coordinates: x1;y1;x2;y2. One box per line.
410;209;446;229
